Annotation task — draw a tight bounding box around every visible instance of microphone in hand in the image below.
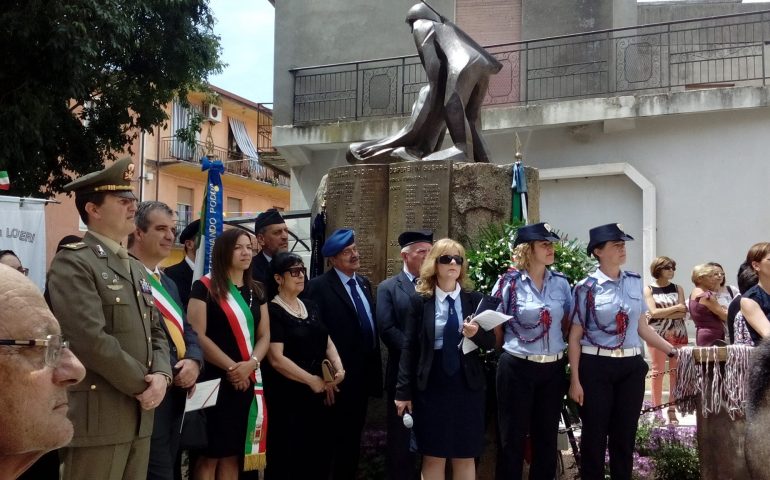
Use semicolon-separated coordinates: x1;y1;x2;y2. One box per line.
403;412;414;429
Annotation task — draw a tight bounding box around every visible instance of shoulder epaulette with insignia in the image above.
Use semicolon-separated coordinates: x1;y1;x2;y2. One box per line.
61;242;87;250
551;270;568;279
625;271;641;278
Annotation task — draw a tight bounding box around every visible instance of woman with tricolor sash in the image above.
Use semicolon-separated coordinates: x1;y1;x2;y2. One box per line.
188;229;271;479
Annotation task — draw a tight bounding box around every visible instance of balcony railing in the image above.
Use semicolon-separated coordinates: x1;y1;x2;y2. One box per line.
160;137;290;188
291;9;770;125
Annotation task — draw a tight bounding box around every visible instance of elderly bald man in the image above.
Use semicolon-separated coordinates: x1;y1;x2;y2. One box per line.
0;264;85;479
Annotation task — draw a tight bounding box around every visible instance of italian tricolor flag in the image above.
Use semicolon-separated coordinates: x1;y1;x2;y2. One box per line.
0;171;9;190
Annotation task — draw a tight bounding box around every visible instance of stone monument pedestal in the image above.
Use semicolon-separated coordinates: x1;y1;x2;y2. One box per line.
316;160;539;285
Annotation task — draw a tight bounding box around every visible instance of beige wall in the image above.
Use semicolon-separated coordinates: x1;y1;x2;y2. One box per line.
44;90;289;269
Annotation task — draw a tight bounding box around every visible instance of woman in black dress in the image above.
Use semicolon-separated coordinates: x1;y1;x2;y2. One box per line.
395;238;495;480
188;229;270;480
263;252;345;479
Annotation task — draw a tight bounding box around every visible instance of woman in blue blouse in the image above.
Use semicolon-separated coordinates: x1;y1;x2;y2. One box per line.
492;222;572;480
568;224;677;480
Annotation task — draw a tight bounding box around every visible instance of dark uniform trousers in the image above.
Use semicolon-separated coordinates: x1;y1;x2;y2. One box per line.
496;353;567;480
386;388;419;480
147;387;187;480
578;353;648;480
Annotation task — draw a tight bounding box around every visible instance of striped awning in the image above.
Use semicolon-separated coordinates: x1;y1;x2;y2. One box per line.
228;118;260;162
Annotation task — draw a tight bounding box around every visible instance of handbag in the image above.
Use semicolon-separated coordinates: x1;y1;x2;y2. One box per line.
179;409;208;451
321;359;337;383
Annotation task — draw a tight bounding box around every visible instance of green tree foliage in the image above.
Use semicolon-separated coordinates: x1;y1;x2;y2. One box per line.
0;0;223;197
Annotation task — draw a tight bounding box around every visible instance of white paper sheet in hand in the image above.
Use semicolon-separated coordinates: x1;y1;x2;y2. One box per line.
461;310;513;354
184;379;221;412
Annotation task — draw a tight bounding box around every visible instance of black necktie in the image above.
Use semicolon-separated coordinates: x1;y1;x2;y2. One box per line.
347;278;375;348
442;296;461;375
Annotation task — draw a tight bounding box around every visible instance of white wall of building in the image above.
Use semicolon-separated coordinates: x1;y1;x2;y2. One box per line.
487;107;770;285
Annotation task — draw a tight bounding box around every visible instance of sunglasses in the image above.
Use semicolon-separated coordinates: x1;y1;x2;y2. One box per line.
285;266;307;278
438;255;464;265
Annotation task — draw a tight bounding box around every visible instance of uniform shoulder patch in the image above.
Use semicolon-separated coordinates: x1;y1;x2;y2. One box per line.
61;242;87;250
550;270;568;279
625;271;641;278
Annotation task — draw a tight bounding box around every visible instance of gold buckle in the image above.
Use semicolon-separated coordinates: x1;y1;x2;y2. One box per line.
610;349;625;358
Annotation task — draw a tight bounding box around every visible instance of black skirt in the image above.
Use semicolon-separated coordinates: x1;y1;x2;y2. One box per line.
412;352;485;458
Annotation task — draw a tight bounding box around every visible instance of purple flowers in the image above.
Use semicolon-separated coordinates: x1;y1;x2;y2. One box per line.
631;407;699;479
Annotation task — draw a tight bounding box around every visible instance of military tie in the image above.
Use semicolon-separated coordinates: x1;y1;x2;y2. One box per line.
153;273;187;358
347;278;375;348
117;247;131;274
442;296;461;375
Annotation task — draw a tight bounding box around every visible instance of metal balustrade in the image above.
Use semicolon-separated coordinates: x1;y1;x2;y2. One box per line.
291;9;770;125
159;137;290;188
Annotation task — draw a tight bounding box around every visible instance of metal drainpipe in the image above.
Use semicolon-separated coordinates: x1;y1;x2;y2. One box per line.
139;131;145;202
155;127;161;200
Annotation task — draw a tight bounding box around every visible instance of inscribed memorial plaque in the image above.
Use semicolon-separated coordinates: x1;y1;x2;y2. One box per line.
386;160;452;278
325;164;389;284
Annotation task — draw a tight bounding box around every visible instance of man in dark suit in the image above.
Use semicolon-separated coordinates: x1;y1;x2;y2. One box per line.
377;229;433;480
128;201;203;480
163;219;199;310
305;228;383;480
47;158;172;480
250;208;289;300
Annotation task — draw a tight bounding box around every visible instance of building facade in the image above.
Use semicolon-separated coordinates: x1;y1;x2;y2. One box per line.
45;86;290;266
271;0;770;282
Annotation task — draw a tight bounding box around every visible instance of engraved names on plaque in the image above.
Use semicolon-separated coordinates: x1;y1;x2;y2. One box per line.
385;160;452;278
325;164;389;284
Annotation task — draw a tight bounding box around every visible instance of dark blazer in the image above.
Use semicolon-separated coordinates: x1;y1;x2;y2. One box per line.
159;272;203;368
164;258;193;311
376;271;417;393
395;290;497;401
251;252;278;300
305;268;383;397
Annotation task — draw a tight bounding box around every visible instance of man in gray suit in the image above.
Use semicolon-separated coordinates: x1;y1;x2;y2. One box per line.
128;201;203;480
376;229;433;480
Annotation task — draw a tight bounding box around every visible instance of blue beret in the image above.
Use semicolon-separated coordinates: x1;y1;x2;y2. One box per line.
514;222;560;246
322;228;355;257
587;223;633;255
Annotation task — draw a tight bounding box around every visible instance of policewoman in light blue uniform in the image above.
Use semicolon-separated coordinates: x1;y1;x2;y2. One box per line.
568;224;677;480
492;222;572;480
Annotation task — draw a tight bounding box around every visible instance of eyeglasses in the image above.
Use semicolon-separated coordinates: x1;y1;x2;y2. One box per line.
438;255;464;265
16;266;29;276
0;334;69;368
285;266;307;278
662;266;676;271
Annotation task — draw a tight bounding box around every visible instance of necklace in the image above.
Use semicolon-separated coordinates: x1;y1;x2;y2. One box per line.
273;295;307;319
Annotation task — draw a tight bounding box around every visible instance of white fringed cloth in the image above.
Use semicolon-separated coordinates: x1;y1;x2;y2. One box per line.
674;345;753;420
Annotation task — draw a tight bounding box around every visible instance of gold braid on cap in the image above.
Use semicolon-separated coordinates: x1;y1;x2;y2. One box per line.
92;185;134;192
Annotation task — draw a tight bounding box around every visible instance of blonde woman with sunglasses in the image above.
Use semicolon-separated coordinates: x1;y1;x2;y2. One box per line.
395;238;499;480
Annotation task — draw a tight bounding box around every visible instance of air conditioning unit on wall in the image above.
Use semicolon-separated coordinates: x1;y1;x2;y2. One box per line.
204;104;222;123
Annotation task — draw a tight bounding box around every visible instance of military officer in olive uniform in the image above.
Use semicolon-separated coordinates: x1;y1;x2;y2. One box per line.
47;157;172;480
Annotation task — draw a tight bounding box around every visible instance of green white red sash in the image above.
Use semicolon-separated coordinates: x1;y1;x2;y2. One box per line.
147;274;185;333
200;274;267;470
